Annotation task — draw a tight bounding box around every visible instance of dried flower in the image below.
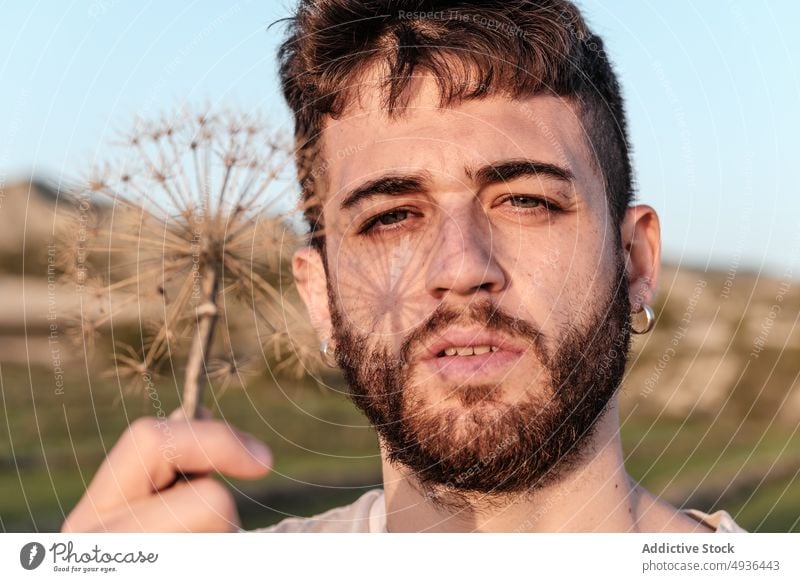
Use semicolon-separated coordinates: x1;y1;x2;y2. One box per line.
58;107;310;417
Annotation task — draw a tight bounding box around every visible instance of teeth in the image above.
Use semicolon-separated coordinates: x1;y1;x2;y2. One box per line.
441;345;498;357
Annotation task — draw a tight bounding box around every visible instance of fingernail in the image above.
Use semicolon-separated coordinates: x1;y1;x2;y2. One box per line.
244;437;272;468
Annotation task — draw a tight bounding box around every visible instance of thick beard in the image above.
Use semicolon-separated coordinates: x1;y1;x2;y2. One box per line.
329;257;632;501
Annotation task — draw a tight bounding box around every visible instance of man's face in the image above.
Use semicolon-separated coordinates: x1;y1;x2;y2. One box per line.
297;74;640;495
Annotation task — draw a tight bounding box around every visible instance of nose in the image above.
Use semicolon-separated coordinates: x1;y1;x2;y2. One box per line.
425;205;508;299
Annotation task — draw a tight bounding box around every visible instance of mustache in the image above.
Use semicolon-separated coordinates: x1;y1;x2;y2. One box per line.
398;299;548;366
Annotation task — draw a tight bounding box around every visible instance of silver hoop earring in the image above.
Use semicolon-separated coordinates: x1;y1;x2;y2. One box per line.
320;338;338;368
631;303;655;335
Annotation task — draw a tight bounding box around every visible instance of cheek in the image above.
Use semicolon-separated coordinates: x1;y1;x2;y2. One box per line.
329;233;436;342
494;224;611;331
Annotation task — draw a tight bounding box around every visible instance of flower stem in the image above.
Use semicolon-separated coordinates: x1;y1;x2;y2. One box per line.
182;261;219;418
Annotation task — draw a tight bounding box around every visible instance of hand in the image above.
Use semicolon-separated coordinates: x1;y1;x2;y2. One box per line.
61;408;272;532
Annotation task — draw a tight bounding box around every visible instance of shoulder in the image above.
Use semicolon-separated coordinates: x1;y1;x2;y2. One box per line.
632;485;746;532
244;489;386;533
682;508;748;533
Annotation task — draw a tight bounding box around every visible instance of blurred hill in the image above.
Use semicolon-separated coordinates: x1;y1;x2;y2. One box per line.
0;180;65;273
0;180;82;364
621;262;799;423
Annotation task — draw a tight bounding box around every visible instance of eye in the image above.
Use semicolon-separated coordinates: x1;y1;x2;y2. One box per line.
497;194;560;214
377;209;409;225
508;195;543;208
358;207;418;235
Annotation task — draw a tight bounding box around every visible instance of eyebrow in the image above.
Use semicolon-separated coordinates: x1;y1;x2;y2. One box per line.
340;174;429;211
339;158;574;211
469;159;575;187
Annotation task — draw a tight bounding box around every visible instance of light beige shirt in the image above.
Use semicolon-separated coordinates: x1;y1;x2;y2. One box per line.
248;489;747;533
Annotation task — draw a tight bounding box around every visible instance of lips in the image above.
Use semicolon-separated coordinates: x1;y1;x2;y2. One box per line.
420;328;528;381
441;344;498;356
423;329;526;359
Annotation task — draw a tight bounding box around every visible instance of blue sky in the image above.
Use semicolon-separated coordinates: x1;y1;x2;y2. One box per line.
1;0;798;276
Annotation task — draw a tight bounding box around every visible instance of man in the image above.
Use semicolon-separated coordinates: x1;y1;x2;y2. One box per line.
62;0;745;533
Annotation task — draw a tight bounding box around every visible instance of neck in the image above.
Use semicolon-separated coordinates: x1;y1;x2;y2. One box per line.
381;400;643;532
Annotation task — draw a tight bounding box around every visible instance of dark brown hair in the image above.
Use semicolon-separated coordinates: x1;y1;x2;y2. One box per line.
277;0;633;247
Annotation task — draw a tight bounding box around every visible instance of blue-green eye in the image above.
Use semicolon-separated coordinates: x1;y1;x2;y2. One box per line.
508;195;543;208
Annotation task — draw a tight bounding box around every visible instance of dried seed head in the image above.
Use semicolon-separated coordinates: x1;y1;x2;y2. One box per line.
57;105;316;406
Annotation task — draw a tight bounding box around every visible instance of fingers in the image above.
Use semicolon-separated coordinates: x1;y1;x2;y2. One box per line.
64;412;271;529
64;477;240;533
104;416;270;505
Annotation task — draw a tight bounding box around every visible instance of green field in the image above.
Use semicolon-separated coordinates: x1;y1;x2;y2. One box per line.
1;361;798;532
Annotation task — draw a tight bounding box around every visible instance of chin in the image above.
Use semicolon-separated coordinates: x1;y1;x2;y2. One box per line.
404;383;531;444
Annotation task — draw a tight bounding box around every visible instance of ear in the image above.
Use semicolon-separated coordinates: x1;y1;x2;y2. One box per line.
292;245;332;342
620;205;661;310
